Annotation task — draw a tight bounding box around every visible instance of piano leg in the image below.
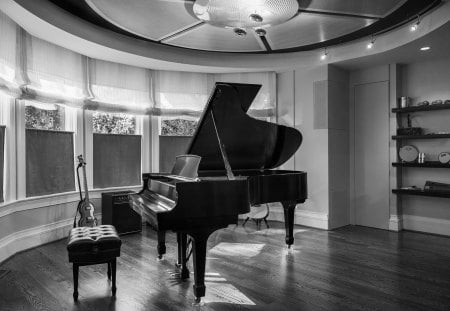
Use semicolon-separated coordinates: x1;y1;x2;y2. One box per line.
188;228;219;305
157;230;166;260
282;201;297;248
176;233;190;279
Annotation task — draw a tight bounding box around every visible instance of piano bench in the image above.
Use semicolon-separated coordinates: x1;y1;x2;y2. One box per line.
67;225;122;301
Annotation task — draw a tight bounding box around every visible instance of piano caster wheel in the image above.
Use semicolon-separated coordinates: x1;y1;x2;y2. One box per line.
157;255;165;261
192;297;205;306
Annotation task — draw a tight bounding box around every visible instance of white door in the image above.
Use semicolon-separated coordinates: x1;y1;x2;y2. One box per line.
354;81;390;229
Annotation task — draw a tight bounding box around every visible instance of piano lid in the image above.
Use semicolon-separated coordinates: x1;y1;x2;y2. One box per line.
186;82;302;171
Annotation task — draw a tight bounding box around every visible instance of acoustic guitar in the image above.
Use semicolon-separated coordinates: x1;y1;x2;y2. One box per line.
76;155;97;227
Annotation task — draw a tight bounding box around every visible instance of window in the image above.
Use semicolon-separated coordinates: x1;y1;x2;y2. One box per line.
160;117;198;136
25;102;65;130
92;111;136;134
92;112;141;188
24;101;75;197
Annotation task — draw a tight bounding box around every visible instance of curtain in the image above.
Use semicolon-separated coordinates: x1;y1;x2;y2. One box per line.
22;33;87;105
154;71;276;117
0;125;5;202
93;134;141;188
26;129;75;197
0;11;20;96
213;72;276;117
154;70;212;117
87;59;152;115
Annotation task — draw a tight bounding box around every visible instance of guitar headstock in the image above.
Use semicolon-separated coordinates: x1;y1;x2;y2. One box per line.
77;154;86;166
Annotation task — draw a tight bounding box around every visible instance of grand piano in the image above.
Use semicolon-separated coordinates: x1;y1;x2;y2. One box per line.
130;82;307;303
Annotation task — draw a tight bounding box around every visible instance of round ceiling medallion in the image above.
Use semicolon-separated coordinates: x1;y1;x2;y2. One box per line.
192;0;299;29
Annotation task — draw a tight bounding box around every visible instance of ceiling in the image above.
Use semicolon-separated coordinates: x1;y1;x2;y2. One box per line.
47;0;441;54
335;21;450;70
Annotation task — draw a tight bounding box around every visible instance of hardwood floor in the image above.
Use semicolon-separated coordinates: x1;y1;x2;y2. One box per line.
1;222;450;311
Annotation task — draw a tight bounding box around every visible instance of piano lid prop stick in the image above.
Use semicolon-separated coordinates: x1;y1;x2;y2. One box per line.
210;110;235;180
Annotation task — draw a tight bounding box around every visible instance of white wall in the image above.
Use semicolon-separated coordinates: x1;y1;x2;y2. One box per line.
274;65;350;230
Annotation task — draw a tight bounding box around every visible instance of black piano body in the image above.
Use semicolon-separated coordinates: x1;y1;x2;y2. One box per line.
130;82;307;303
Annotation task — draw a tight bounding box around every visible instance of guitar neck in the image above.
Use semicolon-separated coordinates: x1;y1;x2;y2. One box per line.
82;165;90;201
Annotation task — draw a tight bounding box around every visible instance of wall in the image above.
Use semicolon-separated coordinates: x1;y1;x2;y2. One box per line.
274;65;350;230
399;58;450;235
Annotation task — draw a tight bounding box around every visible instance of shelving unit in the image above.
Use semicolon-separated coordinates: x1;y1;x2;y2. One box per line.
392;134;450;140
392;189;450;198
392;103;450;199
391;102;450;113
392;162;450;168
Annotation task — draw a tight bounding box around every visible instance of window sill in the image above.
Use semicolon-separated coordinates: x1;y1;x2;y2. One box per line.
0;185;141;218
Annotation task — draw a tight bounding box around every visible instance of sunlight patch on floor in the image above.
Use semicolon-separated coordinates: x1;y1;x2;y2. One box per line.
250;228;308;236
203;273;256;306
209;242;265;258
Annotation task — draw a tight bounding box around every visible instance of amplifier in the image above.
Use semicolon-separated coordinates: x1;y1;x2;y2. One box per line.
102;191;142;235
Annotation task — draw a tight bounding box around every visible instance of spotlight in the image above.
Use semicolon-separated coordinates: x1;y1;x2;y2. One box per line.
234;28;247;36
255;28;267;37
320;48;328;60
410;15;420;32
249;13;263;23
420;46;430;51
367;36;375;49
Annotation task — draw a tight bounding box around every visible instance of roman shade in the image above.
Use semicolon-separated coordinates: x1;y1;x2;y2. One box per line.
87;59;152;114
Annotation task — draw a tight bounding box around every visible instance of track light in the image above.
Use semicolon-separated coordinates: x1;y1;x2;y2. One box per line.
410;15;420;32
367;35;375;49
320;48;328;60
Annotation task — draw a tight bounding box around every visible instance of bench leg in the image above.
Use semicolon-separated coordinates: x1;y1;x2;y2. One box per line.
73;264;79;301
107;262;111;280
111;259;117;296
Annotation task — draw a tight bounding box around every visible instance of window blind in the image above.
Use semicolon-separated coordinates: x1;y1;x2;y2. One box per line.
93;134;141;188
26;129;75;197
0;125;5;202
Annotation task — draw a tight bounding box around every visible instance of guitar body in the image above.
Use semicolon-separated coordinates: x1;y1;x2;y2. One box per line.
77;199;97;227
76;155;97;228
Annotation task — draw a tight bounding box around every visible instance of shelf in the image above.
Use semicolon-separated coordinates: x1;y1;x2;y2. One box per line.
392;189;450;198
392;103;450;113
392;162;450;168
392;134;450;140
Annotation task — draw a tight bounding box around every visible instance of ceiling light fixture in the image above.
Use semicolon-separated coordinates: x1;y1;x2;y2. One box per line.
320;48;328;61
420;46;430;51
234;28;247;36
255;28;267;37
192;0;299;36
410;15;420;32
367;35;375;49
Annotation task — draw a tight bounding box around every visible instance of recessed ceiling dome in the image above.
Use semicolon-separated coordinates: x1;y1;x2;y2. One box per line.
192;0;299;29
46;0;442;53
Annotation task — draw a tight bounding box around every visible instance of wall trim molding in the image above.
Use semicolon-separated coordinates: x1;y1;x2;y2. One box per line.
268;206;329;230
0;218;72;263
0;215;103;264
389;214;403;232
402;215;450;236
0;186;140;218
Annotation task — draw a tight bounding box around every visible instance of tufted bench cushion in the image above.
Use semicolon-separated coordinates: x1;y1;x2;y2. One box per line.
67;225;121;263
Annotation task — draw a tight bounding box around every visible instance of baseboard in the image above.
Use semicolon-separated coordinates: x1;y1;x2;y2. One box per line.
0;215;103;264
389;215;403;232
268;207;329;230
402;215;450;236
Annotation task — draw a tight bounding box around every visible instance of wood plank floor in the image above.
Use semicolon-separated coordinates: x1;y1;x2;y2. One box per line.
1;222;450;311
